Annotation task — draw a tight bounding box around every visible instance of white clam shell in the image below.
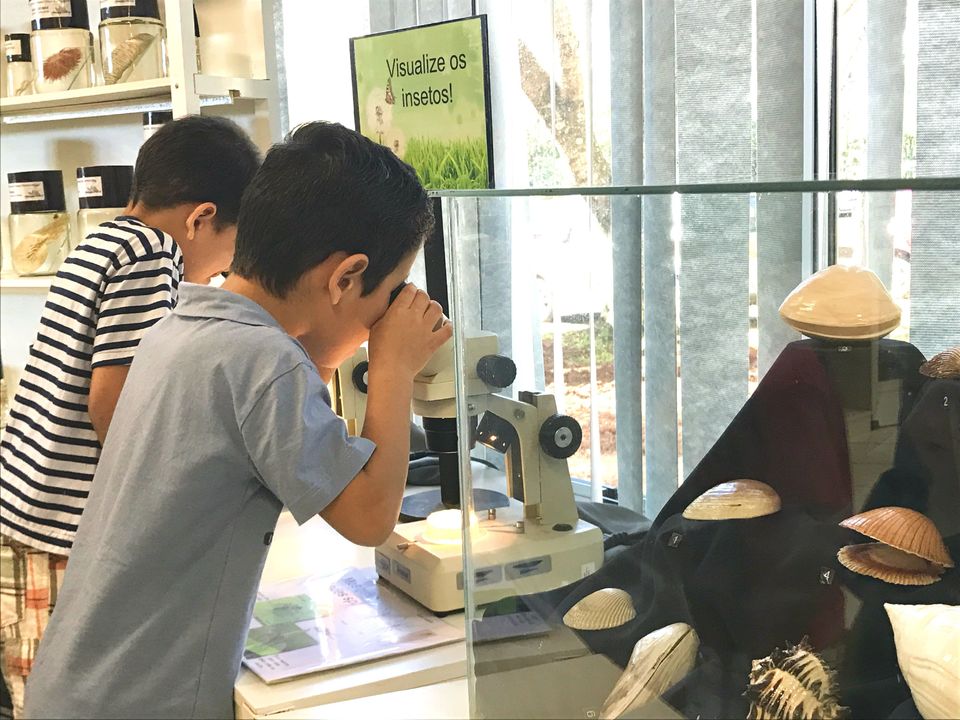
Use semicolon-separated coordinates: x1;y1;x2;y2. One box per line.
682;479;781;521
599;622;699;720
885;603;960;720
563;588;636;631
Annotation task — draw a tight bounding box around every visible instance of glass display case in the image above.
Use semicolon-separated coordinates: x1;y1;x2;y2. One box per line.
437;184;959;720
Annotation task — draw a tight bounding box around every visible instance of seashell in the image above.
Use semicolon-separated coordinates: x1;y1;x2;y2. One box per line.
43;47;83;82
12;214;69;275
779;265;901;340
839;506;954;567
682;479;781;521
884;603;960;720
563;588;636;631
919;347;960;379
599;622;699;720
103;33;156;85
837;543;944;586
745;637;848;719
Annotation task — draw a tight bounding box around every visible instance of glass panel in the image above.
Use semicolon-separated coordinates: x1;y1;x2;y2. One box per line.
442;187;959;720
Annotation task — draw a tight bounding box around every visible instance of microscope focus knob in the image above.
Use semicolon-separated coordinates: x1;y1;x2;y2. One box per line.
352;361;370;394
539;414;582;459
476;354;517;389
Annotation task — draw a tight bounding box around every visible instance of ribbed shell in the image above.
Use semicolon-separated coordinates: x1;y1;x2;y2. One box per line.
745;638;848;719
837;543;944;586
599;623;699;720
562;588;636;631
919;347;960;379
839;506;954;567
885;603;960;720
13;213;69;274
682;479;781;521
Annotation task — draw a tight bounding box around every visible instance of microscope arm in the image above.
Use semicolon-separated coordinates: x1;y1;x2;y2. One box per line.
481;393;581;528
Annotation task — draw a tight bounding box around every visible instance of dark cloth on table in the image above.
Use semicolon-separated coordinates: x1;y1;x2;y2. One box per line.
863;378;960;537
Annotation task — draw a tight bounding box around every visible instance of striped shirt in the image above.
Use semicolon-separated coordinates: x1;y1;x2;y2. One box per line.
0;217;183;554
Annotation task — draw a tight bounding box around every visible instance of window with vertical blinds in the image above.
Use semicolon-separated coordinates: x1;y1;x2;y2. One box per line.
280;0;959;517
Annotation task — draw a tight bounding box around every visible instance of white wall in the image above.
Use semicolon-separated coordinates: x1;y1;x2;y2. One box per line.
281;0;371;129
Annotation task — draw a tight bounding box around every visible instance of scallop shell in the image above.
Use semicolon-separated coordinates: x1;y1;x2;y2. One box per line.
779;265;901;340
745;637;848;719
12;214;69;275
43;47;83;82
885;603;960;720
837;543;944;586
682;479;781;521
599;622;699;720
563;588;636;631
103;33;156;85
839;506;954;567
919;347;960;379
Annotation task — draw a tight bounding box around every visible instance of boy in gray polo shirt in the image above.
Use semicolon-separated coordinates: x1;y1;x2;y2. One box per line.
23;123;451;719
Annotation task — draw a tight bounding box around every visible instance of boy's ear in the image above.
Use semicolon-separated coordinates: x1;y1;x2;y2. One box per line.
328;253;369;305
185;202;218;240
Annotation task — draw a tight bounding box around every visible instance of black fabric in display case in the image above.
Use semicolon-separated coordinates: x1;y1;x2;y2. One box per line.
476;339;959;720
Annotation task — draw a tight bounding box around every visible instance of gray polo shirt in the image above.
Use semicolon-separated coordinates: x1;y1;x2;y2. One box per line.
24;284;375;719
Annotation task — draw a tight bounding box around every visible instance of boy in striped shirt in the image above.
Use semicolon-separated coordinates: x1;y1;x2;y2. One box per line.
0;115;260;716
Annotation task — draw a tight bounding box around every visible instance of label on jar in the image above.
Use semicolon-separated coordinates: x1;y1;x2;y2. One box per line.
77;176;104;198
8;181;46;203
4;39;25;58
100;0;138;8
28;0;73;19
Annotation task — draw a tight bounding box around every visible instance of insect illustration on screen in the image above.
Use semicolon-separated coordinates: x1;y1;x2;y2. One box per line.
385;77;395;105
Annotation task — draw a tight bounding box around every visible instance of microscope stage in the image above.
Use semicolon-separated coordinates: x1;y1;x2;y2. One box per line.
375;500;604;614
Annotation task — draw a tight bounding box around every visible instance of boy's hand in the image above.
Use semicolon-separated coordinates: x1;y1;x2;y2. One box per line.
367;283;452;381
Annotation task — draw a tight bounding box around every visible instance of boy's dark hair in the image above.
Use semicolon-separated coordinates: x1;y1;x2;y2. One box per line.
130;115;261;228
231;121;433;297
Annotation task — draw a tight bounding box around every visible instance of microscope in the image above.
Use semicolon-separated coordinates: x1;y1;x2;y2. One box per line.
334;333;604;614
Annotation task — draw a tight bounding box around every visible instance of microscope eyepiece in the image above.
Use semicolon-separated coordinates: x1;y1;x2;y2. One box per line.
388;281;408;306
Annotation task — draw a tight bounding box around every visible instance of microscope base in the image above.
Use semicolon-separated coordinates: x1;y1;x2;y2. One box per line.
375;500;604;614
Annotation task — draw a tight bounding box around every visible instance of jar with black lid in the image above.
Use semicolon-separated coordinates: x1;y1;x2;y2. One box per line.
7;170;71;276
76;165;133;245
193;5;202;72
99;0;167;85
4;33;34;97
142;109;173;141
28;0;96;93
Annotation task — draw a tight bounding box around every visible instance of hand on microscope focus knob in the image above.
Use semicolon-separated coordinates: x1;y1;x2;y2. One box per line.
368;282;453;382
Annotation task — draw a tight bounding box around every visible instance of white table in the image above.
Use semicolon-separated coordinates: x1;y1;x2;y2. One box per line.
234;466;507;719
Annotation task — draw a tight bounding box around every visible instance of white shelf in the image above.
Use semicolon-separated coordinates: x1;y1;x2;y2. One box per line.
0;75;272;125
1;78;171;117
0;276;54;291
